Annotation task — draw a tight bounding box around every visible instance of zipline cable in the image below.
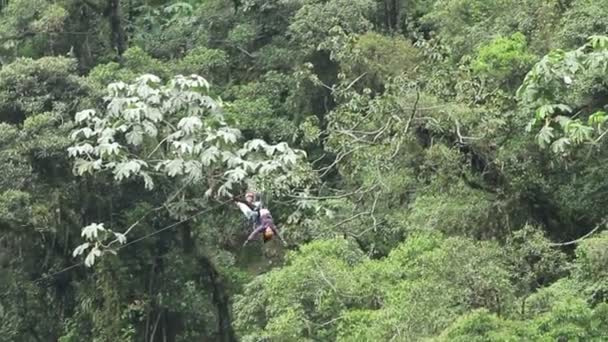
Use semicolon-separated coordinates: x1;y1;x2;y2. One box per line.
33;199;231;284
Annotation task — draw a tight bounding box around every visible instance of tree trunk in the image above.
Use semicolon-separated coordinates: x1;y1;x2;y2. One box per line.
199;256;237;342
391;0;400;32
107;0;126;57
384;0;391;31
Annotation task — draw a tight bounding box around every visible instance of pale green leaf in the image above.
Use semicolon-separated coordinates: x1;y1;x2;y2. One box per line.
588;111;607;126
567;122;594;144
141;171;154;190
551;137;570;154
114;160;147;180
537;125;554;148
70;127;94;140
225;168;248;182
282;151;298;165
72;242;90;257
177;116;203;135
217;127;240;144
81;223;105;240
146;107;163;122
201;146;220;166
259;161;281;174
97;142;121;157
74;159;103;175
113;232;127;244
97;127;116;144
126;126;144;145
165;158;184;177
173;138;195;154
184;160;203;180
554;116;571;129
136;73;161;84
245;139;268;151
68;143;94;157
75;109;96;123
84;247;102;267
142;120;158;137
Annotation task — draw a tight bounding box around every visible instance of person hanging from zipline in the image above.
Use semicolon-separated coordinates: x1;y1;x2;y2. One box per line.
234;191;261;227
242;208;285;246
233;191;286;246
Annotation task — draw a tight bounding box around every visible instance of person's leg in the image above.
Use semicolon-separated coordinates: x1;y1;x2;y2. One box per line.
269;225;287;245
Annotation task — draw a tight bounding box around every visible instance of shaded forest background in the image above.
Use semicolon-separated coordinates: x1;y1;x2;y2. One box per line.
1;0;608;341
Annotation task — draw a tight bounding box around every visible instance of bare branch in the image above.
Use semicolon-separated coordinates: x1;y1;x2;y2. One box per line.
370;192;379;231
317;316;345;327
147;135;172;159
312;259;362;299
343;73;367;92
234;46;254;58
288;184;378;201
454;119;483;143
403;88;420;135
335;130;372;143
594;129;608;144
313;259;340;294
549;218;608;247
373;117;393;142
400;103;456;111
390;88;420;159
316;146;363;178
311;153;327;166
348;112;374;131
389;135;404;159
149;311;163;342
329;211;369;230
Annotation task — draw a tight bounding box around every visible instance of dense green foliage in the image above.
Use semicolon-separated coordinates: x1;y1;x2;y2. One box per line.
2;0;608;341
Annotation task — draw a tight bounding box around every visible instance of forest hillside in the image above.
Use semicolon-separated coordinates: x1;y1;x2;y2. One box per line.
1;0;608;341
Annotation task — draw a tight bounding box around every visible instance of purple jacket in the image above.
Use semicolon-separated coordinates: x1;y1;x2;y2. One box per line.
245;211;280;243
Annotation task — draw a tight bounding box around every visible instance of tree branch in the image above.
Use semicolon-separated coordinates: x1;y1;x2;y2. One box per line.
234;45;254;58
0;32;36;43
390;88;420;159
329;211;369;230
454;119;483;144
288;184;378;201
342;73;367;92
403;88;420;135
549;218;608;247
316;146;363;178
149;310;163;342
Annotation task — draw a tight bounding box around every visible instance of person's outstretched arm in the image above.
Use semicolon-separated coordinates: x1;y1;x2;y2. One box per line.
235;201;255;219
243;226;265;246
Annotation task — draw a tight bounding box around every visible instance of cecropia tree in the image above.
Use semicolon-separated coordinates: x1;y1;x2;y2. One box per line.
68;74;309;266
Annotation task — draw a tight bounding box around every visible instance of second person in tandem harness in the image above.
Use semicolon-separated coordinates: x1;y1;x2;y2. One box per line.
233;191;286;246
